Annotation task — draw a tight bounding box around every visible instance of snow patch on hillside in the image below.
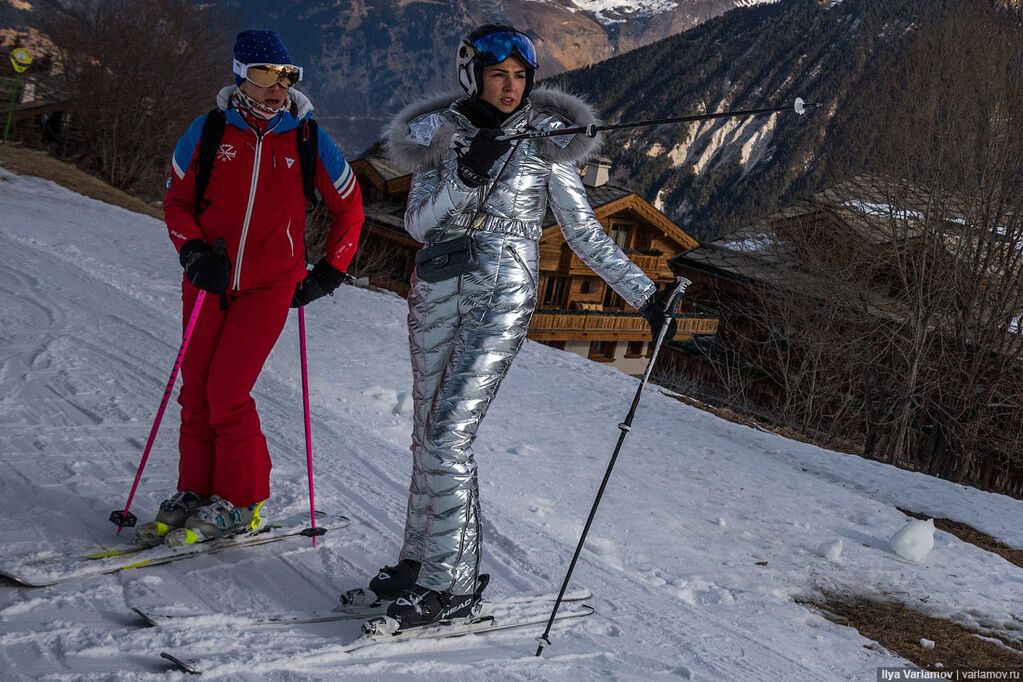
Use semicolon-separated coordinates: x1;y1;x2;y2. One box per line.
665;107;778;176
654;186;668;211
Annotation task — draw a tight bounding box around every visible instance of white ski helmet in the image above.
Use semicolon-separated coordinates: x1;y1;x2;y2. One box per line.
456;24;539;98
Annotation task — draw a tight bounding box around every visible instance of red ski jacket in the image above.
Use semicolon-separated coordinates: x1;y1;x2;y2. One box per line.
164;88;364;291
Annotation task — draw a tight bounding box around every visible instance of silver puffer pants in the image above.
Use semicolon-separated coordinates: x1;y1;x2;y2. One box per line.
400;232;537;594
396;103;656;596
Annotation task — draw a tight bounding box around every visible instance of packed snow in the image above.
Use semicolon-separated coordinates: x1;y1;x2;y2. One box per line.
0;166;1022;678
888;519;935;564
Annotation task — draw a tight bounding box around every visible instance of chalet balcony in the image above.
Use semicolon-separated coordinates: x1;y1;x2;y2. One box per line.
555;251;674;279
529;308;719;342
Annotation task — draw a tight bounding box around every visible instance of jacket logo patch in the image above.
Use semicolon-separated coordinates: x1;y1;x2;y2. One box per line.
217;144;237;163
285;157;295;169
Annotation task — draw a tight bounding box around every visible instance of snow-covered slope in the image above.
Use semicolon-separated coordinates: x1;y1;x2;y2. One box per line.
0;167;1021;678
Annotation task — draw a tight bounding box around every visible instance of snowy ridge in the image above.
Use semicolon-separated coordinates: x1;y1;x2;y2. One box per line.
0;166;1022;677
562;0;679;24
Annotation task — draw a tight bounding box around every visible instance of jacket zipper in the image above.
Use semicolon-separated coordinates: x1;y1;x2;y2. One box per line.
505;243;536;289
233;119;280;291
285;218;294;259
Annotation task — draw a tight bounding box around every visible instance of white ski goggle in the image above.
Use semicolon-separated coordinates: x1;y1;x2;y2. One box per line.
232;59;303;88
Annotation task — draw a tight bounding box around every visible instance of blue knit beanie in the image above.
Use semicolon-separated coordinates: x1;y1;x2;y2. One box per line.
233;30;293;85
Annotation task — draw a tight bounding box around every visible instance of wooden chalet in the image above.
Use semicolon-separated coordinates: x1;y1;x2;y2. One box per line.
349;151;718;373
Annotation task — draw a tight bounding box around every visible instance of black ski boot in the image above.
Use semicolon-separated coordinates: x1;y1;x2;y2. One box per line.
341;559;421;607
376;574;490;633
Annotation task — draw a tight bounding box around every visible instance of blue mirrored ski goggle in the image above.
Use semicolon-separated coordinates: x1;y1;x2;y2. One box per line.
469;31;538;69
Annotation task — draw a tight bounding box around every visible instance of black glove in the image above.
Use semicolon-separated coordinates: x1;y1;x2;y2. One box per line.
291;258;351;308
180;239;231;294
456;129;512;188
640;286;680;345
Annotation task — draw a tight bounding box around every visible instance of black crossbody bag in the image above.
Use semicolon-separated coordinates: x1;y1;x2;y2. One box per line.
414;139;518;283
414;234;478;283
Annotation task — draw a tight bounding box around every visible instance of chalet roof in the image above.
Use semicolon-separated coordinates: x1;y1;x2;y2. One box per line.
671;226;796;286
673;228;913;325
675;171;1023;277
769;174;1009;250
364;180;638;237
541;183;633;228
358;154;634;212
358;167;643;237
363;201;406;232
358;154;408;183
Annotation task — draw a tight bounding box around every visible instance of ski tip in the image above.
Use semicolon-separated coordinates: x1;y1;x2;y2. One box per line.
0;571;49;588
160;652;202;675
131;606;159;627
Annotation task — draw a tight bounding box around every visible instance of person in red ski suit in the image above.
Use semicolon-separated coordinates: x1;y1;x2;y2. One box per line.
139;30;364;547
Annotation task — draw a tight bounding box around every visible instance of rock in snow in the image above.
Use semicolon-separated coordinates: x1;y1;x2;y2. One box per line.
889;518;935;562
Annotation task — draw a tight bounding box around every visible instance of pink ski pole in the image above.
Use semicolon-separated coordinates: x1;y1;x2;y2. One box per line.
297;307;324;546
110;290;207;532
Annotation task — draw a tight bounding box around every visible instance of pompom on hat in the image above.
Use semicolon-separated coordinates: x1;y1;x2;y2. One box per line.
233;30;295;85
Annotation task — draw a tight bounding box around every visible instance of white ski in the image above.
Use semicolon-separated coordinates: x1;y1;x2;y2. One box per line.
0;512;348;587
133;588;592;628
160;601;595;675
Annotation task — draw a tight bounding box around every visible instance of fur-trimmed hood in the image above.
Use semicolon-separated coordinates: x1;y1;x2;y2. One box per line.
385;85;604;170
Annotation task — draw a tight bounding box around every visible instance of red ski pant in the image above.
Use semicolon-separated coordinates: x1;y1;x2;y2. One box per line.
177;280;293;507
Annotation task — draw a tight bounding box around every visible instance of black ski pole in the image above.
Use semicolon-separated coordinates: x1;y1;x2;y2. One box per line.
503;98;818;142
535;275;691;656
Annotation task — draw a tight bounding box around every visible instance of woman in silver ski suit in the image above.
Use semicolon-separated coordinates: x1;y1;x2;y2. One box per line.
372;25;675;629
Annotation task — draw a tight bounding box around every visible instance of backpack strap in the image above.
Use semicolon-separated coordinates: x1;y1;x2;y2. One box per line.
297;118;319;207
194;108;227;214
194;110;318;213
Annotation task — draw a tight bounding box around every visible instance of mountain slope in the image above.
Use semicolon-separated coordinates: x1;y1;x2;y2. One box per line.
552;0;950;240
0;161;1022;677
209;0;757;151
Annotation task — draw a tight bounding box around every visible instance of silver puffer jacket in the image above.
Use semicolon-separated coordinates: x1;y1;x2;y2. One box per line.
386;86;656;595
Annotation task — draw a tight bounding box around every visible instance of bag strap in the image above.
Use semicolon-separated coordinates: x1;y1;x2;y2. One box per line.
432;138;521;245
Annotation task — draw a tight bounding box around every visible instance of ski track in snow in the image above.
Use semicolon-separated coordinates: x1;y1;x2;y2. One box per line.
0;167;1022;678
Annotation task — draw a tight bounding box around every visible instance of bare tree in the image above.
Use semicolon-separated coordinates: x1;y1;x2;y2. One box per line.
46;0;230;198
834;1;1023;486
689;1;1023;496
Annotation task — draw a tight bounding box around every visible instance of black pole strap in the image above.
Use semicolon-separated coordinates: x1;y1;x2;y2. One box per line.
535;276;691;657
212;238;230;311
502;98;819;142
